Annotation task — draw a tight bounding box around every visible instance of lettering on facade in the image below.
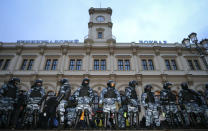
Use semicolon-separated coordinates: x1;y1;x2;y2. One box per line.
17;40;79;44
139;40;167;44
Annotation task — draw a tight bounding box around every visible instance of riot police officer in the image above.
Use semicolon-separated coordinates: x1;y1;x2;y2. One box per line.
141;84;160;128
99;80;121;128
42;91;58;129
125;80;140;128
11;90;27;129
73;78;94;129
57;78;71;128
178;82;202;127
23;79;46;128
0;77;20;128
160;82;182;127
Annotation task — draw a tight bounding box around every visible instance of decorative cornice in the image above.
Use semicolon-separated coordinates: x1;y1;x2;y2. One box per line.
89;7;95;14
176;46;182;56
186;73;193;85
109;73;116;81
108;22;113;28
85;44;92;55
106;38;116;44
109;43;115;55
153;46;161;56
88;22;93;28
160;73;167;83
131;42;137;55
83;73;90;78
38;44;46;55
135;73;142;85
16;44;23;55
61;45;68;55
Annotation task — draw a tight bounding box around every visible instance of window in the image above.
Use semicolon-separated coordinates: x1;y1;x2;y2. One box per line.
125;60;130;71
51;59;58;70
0;59;3;69
69;59;75;70
94;59;99;70
164;59;177;70
142;59;148;70
27;59;34;70
45;59;51;70
142;59;154;70
45;59;58;70
188;60;195;70
148;59;154;70
171;60;177;70
100;59;106;71
76;59;82;70
69;59;82;71
165;60;171;70
2;59;10;70
96;16;105;22
194;60;201;70
118;59;130;71
187;59;201;70
0;59;11;70
118;60;124;71
21;59;28;70
98;32;103;39
93;59;106;71
20;59;34;70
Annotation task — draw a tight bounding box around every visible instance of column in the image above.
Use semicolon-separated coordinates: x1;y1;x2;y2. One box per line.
85;43;91;73
109;43;115;73
13;45;23;71
59;45;68;73
13;54;21;71
133;53;138;73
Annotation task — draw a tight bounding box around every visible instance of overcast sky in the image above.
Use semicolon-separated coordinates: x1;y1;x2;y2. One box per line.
0;0;208;43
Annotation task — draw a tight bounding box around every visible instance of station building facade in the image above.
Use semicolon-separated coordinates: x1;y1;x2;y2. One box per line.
0;7;208;99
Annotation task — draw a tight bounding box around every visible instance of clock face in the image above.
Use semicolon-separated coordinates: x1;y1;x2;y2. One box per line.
96;16;105;22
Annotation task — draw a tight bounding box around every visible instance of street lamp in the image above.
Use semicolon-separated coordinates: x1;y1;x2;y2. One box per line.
182;32;208;70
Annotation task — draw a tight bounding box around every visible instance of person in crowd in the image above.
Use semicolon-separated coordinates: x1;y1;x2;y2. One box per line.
99;80;121;129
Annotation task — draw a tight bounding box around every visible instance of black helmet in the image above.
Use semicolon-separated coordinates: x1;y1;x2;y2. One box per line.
163;82;172;90
144;84;152;92
9;77;20;85
129;80;138;88
181;82;188;90
60;78;69;85
205;83;208;90
35;79;43;87
107;80;115;88
82;78;90;87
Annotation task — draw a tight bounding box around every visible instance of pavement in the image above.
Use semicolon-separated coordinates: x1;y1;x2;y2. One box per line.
1;129;208;131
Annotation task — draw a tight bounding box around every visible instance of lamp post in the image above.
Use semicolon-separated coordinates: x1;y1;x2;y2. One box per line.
182;32;208;70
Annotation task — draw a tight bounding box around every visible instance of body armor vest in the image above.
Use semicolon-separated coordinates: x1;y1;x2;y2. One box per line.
161;90;176;104
5;85;17;99
182;89;196;102
145;92;155;103
104;88;116;98
79;87;89;97
129;87;138;99
30;88;42;97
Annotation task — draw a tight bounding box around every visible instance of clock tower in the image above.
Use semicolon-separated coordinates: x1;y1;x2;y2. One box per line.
84;7;116;44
